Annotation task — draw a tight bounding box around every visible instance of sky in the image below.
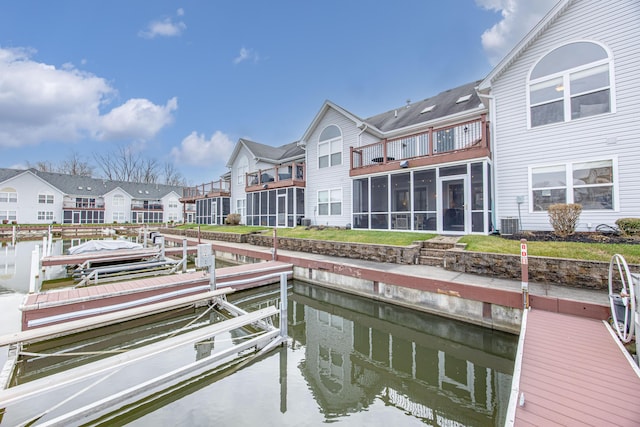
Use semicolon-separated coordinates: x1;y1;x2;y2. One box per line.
0;0;559;186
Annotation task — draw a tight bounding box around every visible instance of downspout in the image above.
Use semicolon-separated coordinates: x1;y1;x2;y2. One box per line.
477;91;498;233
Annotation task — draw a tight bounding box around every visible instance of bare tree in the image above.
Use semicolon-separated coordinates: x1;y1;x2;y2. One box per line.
59;151;93;176
163;162;186;186
94;145;159;183
25;160;56;172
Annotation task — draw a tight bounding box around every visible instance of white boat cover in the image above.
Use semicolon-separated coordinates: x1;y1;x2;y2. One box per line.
67;240;144;255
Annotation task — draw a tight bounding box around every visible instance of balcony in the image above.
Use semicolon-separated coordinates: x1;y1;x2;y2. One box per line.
131;201;163;211
245;162;305;192
180;179;231;203
62;201;105;210
350;116;490;176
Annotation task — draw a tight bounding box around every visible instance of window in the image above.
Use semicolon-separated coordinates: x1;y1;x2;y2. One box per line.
0;190;17;203
0;211;17;221
113;212;125;222
237;157;248;185
318;125;342;168
236;199;246;219
38;211;54;221
529;41;612;127
113;194;124;208
168;198;178;209
38;194;54;204
318;189;342;215
531;159;614;211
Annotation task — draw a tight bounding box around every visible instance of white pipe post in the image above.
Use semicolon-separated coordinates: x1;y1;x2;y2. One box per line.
42;236;47;260
279;272;288;338
634;273;639;365
209;248;216;290
29;245;40;293
182;238;187;273
12;225;16;245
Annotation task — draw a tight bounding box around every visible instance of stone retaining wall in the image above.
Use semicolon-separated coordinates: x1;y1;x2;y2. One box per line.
159;227;247;243
443;250;638;290
246;233;421;265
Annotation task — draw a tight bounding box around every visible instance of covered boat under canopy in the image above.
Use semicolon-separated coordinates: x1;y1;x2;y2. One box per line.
67;240;144;255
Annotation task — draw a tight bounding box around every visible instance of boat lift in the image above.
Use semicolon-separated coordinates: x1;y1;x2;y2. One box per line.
0;270;290;425
608;254;639;367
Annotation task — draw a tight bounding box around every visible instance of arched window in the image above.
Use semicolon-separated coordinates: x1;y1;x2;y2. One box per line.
529;41;612;127
318;125;342;168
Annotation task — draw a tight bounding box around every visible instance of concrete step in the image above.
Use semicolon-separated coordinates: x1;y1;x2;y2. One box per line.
420;248;448;258
418;255;444;266
421;241;456;250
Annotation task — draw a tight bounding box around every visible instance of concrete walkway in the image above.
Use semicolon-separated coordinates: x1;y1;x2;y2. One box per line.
185;236;610;307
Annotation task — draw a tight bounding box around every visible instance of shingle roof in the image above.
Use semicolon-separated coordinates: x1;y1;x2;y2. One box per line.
0;168;182;200
364;80;484;132
240;138;305;162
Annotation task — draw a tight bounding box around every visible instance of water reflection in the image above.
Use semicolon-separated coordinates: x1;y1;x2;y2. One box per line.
0;240;517;426
234;281;517;426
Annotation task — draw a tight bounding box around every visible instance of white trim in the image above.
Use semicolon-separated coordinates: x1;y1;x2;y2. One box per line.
505;308;528;427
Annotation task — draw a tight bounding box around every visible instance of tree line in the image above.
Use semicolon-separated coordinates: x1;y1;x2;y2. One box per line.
26;147;186;187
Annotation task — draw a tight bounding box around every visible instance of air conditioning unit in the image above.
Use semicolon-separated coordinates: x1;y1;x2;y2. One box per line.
301;218;312;226
501;218;519;235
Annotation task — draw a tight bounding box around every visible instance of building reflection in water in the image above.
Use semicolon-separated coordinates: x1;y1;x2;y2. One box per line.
290;281;516;426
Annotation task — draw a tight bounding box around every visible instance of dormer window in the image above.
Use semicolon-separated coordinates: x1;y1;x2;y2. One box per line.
528;41;612;127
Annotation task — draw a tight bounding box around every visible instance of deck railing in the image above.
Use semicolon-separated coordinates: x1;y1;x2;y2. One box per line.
351;115;488;169
181;179;231;200
246;162;305;189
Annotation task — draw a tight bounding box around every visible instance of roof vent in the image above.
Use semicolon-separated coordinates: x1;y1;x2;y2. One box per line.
456;94;472;104
78;186;83;190
87;186;91;191
138;190;143;194
420;105;436;114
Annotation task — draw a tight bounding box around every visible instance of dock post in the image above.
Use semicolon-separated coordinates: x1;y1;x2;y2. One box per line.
29;245;40;293
209;250;216;290
520;239;529;309
182;238;187;273
279;272;288;338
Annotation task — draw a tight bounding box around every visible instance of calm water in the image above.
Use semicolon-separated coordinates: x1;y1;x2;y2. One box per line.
0;240;517;426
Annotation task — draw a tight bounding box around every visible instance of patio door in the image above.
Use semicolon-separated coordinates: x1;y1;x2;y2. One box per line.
72;211;81;224
277;194;286;227
211;200;218;225
440;177;467;233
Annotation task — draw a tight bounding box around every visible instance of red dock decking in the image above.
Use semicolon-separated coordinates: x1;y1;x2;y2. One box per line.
509;309;640;426
21;261;292;330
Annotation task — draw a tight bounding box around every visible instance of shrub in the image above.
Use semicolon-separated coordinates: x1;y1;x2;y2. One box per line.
548;203;582;237
615;218;640;236
225;213;241;225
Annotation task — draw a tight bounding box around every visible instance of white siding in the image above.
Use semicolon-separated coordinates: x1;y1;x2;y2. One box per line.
305;108;360;226
492;0;640;231
104;189;132;223
0;173;64;224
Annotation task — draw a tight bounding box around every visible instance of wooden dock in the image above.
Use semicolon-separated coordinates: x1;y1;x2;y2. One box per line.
21;261;292;330
508;309;640;426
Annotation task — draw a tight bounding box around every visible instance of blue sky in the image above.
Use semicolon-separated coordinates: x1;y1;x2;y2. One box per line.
0;0;558;185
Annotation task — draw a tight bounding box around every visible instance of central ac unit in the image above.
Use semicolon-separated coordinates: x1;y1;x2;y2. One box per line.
500;218;519;235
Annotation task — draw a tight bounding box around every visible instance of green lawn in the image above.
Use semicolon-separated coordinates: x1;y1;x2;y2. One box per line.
138;224;640;264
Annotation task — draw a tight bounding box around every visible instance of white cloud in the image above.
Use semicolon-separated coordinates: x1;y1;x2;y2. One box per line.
0;47;177;147
170;131;235;167
476;0;559;65
233;47;260;64
99;97;178;141
139;18;186;39
177;8;185;17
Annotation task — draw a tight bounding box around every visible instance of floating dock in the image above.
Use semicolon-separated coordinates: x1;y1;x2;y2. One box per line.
21;260;292;330
507;309;640;426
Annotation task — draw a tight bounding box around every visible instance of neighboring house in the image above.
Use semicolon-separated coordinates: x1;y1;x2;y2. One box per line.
300;80;492;234
0;168;185;224
478;0;640;233
227;138;306;226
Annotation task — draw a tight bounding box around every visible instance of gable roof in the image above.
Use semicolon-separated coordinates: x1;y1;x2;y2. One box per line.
299;100;380;145
226;138;305;168
478;0;573;92
364;80;485;133
0;168;182;200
